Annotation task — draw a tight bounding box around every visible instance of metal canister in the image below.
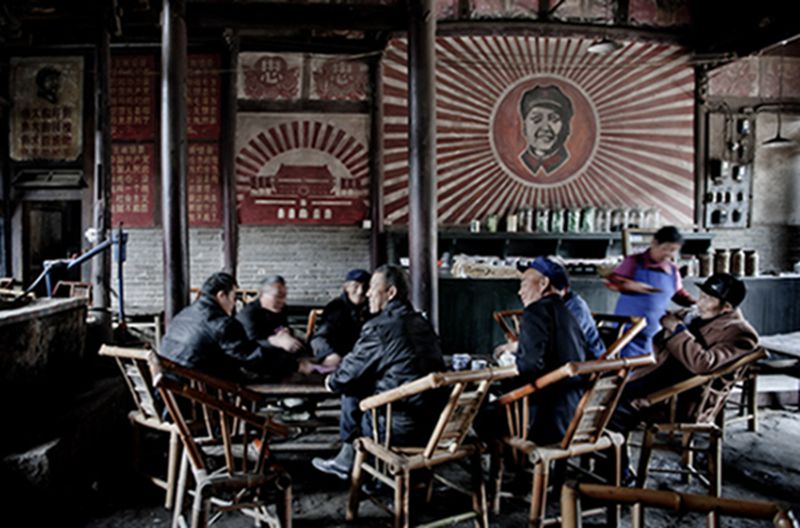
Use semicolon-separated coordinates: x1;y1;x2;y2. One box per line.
486;214;498;233
535;207;550;232
550;208;565;233
469;219;481;233
745;250;759;277
506;212;518;232
730;248;745;276
581;206;595;233
698;251;713;277
523;208;534;233
566;208;581;233
714;248;730;274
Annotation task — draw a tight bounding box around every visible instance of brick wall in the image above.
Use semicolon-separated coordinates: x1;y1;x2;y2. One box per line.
114;225;369;314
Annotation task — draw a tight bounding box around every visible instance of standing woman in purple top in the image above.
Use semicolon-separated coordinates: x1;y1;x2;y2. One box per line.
606;226;696;357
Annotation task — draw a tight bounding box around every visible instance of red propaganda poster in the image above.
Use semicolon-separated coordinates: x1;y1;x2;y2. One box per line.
10;56;84;161
234;113;369;225
187;54;221;140
110;55;156;141
309;55;369;101
111;143;155;228
188;143;222;227
238;52;302;101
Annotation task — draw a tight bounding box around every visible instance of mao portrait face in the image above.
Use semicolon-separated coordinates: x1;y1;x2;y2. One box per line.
518;85;573;175
36;66;62;105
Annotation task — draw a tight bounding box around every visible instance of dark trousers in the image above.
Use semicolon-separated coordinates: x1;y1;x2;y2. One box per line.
340;395;366;443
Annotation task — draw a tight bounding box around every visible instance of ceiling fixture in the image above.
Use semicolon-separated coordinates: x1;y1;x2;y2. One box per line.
763;55;794;147
587;37;623;55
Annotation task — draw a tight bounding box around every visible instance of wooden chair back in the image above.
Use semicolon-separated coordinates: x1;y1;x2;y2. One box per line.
645;348;768;426
595;314;647;359
99;345;165;424
305;308;324;341
359;365;519;458
498;355;656;449
149;354;289;474
493;309;523;343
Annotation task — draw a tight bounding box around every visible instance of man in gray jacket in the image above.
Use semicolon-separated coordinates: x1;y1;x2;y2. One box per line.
312;265;445;479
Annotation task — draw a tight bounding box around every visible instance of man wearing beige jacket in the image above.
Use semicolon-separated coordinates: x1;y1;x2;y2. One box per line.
608;273;759;479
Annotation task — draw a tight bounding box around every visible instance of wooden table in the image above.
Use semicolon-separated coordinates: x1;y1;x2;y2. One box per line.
248;376;340;452
759;331;800;359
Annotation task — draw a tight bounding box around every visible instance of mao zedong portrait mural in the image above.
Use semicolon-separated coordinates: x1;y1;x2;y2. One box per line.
518;84;573;175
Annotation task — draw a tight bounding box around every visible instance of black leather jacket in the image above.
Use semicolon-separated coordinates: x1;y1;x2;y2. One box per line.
310;293;370;361
328;298;445;438
159;295;295;381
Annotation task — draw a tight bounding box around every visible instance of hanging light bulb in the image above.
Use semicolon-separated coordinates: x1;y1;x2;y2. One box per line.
763;55;794;147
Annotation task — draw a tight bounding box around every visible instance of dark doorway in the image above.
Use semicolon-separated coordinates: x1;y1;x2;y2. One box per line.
22;200;82;294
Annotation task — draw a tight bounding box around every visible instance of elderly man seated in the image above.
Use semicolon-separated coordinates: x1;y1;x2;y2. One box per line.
494;256;588;445
159;272;312;382
608;273;759;475
312;264;445;480
310;268;372;368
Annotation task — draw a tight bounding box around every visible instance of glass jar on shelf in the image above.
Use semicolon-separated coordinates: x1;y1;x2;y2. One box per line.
730;248;745;276
566;208;581;233
581;206;596;233
610;208;628;232
594;207;609;233
535;207;550;232
744;249;759;277
714;248;730;274
550;208;565;233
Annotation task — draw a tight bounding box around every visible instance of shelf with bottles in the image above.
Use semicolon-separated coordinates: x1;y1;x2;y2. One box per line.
385;226;713;266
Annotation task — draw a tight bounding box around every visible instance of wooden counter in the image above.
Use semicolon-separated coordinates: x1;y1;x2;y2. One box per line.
438;275;800;355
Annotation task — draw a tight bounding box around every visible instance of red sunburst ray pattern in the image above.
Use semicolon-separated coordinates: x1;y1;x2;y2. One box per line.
382;34;695;226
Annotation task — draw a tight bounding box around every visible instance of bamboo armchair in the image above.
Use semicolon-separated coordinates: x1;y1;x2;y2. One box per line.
53;280;93;300
346;365;519;528
494;309;524;343
492;354;656;527
150;354;293;528
559;481;796;528
635;348;768;526
99;345;181;509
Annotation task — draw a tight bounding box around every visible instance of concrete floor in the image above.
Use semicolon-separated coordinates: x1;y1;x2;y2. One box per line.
80;409;800;528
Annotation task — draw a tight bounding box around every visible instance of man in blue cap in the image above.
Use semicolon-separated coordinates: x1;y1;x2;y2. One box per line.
495;256;588;444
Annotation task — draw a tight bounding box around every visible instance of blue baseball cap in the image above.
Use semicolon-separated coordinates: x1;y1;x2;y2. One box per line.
345;269;371;284
516;256;570;290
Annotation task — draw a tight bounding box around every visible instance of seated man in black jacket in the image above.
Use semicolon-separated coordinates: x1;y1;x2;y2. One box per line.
310;268;372;368
312;265;445;480
159;272;308;382
236;275;305;374
493;257;587;444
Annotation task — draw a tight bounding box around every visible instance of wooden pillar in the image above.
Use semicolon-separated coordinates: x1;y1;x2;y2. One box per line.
161;0;190;324
369;53;386;270
92;22;113;335
0;68;10;278
694;66;708;227
221;29;239;276
407;0;438;329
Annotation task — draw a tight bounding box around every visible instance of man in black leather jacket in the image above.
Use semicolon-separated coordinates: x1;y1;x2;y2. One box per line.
159;272;302;382
310;268;372;367
312;265;445;480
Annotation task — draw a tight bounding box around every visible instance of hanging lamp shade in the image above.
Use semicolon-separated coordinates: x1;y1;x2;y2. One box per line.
587;37;622;55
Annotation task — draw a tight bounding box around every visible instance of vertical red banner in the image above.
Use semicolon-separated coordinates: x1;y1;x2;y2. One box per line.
188;143;222;227
110;55;156;141
187;54;221;140
111;143;155;227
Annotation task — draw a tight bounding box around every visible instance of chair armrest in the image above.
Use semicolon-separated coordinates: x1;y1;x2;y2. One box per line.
496;355;655;406
643;375;712;405
99;344;152;361
359;365;519;412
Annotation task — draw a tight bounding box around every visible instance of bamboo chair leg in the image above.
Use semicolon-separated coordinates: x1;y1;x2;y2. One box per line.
606;442;621;528
747;375;758;432
278;481;292;528
709;432;722;497
490;442;504;515
393;473;405;528
472;450;488;528
190;480;209;528
529;459;550;527
173;451;190;528
346;445;366;522
681;432;694;485
635;428;655;489
165;429;180;509
403;471;412;528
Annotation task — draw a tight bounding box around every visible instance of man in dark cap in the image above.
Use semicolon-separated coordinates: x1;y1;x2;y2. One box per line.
494;256;587;444
518;84;574;174
310;268;372;368
607;273;759;474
